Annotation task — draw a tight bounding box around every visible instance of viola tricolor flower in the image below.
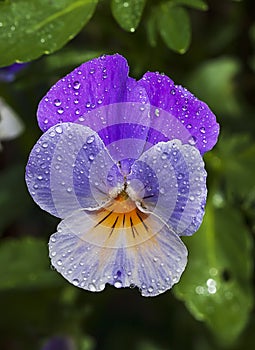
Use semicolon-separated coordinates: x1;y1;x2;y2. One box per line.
26;54;219;296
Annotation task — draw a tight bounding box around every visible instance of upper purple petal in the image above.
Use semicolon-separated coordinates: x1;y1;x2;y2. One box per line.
138;72;220;154
37;54;147;132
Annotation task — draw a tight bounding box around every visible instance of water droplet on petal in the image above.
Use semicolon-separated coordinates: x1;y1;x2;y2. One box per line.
200;126;206;134
114;280;122;288
72;278;79;286
148;286;154;293
155;108;160;117
73;81;81;90
57;108;64;115
188;136;197;145
57;259;62;266
161;152;168;160
89;154;95;161
54;99;61;107
55;126;63;134
88;283;97;291
86;135;95;144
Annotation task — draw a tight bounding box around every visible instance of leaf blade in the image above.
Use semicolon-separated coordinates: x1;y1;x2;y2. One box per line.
0;0;98;67
174;199;254;345
157;3;191;54
111;0;147;32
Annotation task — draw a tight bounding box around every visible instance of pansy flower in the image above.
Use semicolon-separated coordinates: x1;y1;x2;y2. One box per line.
26;54;219;296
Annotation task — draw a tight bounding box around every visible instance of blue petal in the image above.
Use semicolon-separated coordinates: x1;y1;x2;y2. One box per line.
128;139;207;236
49;207;187;296
26;123;123;218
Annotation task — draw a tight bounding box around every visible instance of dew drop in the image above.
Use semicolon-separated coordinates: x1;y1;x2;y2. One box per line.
88;283;97;291
73;81;81;90
154;108;160;117
57;155;62;161
88;154;95;161
114;280;123;288
107;174;113;181
86;135;95;144
57;108;64;115
57;259;62;266
161;152;168;160
55;126;63;134
54;99;61;107
186;124;192;129
159;187;165;194
37;175;43;180
188;136;197;146
200;126;206;134
148;286;154;293
72;278;79;286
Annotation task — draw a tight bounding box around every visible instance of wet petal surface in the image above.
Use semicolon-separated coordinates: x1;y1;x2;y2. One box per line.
26;123;123;218
37;54;147;132
128;139;207;236
49;207;187;297
138;72;220;154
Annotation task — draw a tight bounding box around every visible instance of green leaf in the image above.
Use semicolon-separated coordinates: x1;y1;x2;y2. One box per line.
157;3;191;54
111;0;146;32
211;134;255;198
187;57;241;116
0;237;63;289
174;200;253;345
0;0;98;67
146;9;158;47
171;0;208;11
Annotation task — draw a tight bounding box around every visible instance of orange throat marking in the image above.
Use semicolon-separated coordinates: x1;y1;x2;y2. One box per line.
95;192;148;238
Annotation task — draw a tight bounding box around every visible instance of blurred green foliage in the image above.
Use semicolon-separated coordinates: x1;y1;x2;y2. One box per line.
0;0;254;349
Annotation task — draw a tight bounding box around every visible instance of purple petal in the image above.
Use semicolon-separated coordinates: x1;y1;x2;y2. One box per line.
49;208;187;296
75;102;194;171
138;72;220;154
37;54;147;132
128;139;207;236
25;123;123;218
